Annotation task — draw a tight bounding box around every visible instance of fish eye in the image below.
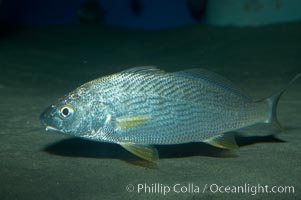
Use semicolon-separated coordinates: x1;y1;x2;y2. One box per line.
60;106;74;118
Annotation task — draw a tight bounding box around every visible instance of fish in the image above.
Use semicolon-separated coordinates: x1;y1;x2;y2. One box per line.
40;67;301;162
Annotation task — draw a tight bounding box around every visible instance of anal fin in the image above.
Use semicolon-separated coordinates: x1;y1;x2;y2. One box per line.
204;133;239;150
120;142;159;162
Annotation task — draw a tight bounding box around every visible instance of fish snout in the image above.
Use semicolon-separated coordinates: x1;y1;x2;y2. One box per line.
40;105;63;132
40;105;53;125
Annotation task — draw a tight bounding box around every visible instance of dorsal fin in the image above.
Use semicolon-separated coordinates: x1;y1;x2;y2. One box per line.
120;66;165;75
172;68;251;100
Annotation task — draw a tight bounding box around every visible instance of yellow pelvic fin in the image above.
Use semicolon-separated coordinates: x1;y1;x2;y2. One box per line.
116;115;149;129
120;142;159;162
204;133;239;150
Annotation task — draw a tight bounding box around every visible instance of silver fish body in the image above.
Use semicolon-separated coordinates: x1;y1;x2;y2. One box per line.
89;69;267;144
40;67;299;161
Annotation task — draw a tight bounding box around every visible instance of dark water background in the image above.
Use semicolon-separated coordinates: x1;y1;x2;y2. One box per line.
0;22;300;199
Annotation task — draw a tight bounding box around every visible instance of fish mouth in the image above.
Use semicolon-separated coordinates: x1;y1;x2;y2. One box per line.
45;126;61;133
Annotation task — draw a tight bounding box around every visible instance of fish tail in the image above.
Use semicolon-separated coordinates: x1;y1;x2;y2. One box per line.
265;73;301;127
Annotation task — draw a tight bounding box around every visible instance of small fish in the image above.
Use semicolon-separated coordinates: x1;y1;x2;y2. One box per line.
40;67;300;162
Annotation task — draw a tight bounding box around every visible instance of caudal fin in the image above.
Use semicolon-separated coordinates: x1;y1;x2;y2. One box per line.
265;73;301;127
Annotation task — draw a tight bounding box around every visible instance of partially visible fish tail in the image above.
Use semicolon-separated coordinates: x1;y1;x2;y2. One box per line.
265;91;283;128
265;73;301;128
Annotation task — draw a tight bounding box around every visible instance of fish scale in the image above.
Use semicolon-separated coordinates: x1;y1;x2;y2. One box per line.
89;71;262;144
90;71;266;144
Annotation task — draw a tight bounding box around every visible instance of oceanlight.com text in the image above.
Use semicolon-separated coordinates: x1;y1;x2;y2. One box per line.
125;183;295;196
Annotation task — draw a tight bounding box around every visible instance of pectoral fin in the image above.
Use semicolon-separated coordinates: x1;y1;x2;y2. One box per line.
204;133;239;150
120;142;159;162
116;115;149;129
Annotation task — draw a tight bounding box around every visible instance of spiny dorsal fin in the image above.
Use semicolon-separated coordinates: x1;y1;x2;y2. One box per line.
120;66;165;75
204;132;239;150
172;68;251;100
116;115;150;129
120;142;159;162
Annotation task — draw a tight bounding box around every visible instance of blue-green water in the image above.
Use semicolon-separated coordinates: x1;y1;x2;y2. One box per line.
0;23;300;200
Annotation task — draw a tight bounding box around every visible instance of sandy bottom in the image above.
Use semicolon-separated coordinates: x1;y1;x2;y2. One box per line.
0;22;300;200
